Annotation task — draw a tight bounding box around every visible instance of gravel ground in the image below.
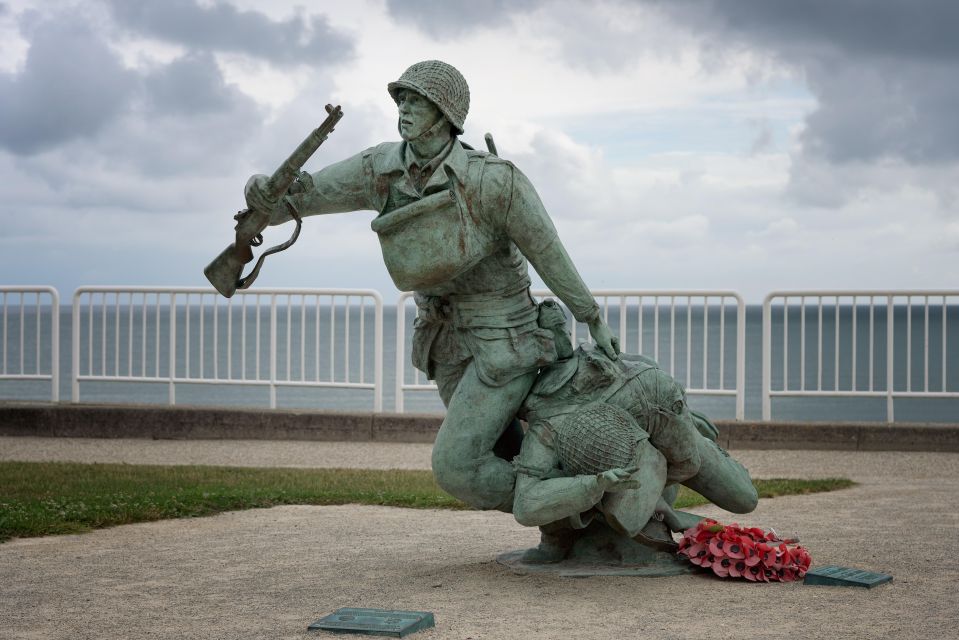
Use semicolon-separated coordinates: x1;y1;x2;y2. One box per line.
0;437;436;470
1;437;958;639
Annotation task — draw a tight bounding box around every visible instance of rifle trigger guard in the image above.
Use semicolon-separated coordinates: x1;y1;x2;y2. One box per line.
235;206;303;292
250;234;263;247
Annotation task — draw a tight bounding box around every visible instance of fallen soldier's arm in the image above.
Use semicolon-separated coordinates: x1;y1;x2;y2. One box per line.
512;428;637;527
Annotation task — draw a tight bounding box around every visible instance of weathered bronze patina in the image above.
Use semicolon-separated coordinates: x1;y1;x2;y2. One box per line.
503;334;759;572
210;61;759;573
308;608;435;637
804;565;893;588
204;104;343;297
238;60;619;513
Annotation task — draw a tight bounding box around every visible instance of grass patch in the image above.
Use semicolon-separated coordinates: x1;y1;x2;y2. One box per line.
677;477;856;510
0;461;855;542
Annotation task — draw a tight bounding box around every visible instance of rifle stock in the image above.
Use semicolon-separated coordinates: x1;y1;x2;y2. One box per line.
204;104;343;298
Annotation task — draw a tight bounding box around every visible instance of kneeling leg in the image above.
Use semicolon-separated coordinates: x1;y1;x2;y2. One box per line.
431;363;536;511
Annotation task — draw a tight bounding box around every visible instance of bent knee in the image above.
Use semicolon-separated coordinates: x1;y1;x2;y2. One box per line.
664;452;702;484
431;462;471;495
512;503;543;528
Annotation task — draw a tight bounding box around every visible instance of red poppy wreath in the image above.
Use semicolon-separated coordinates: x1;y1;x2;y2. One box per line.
677;519;812;582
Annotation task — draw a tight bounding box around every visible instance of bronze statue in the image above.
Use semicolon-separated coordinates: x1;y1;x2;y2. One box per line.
207;61;758;573
238;60;618;512
506;307;758;569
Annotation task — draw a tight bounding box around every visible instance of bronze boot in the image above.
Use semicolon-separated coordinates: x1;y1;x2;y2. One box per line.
520;521;577;564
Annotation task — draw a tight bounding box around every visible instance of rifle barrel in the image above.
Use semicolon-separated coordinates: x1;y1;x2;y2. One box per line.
267;104;343;199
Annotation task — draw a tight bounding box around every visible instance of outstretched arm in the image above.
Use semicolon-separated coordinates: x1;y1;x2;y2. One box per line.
244;148;378;226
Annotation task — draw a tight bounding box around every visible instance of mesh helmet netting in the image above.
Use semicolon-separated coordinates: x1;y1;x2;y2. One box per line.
388;60;470;134
553;402;646;476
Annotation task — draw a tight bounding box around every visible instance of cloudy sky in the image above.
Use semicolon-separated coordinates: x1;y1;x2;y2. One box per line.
1;0;956;302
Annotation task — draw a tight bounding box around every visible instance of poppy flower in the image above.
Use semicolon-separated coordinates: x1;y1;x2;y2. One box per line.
712;558;732;578
742;564;763;582
743;546;762;567
728;559;748;578
724;537;747;559
677;519;812;582
685;543;710;566
708;537;727;557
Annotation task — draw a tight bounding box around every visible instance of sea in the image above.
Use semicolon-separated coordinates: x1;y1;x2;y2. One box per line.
2;301;958;423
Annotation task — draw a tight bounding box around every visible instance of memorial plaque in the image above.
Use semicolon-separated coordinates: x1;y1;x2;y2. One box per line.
803;565;893;588
308;608;435;637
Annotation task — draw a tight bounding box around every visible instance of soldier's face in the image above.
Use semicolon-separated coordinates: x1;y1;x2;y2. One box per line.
396;89;444;140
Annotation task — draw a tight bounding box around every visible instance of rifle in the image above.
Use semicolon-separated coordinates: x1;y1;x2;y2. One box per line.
204;103;344;297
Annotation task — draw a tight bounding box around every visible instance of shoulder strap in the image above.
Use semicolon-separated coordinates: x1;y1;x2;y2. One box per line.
464;152;489;221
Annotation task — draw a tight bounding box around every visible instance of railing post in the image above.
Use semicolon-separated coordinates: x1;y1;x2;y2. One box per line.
49;288;60;402
762;293;773;421
71;289;81;403
735;294;745;420
618;295;627;351
168;292;176;405
886;295;895;423
373;291;384;413
269;294;277;409
395;293;409;412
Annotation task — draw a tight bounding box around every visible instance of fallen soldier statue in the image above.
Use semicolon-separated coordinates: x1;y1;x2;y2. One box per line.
502;301;758;572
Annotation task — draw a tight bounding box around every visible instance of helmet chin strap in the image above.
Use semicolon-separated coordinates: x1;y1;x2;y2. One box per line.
400;114;451;144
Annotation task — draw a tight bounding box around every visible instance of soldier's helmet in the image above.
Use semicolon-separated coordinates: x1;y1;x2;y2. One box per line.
553;402;649;476
388;60;470;135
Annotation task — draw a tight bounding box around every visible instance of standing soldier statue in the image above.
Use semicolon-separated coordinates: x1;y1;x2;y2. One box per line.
238;60;619;512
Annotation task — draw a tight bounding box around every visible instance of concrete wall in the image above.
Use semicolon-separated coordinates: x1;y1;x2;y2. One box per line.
2;402;958;451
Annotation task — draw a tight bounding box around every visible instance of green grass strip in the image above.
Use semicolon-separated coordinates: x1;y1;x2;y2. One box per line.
0;461;854;542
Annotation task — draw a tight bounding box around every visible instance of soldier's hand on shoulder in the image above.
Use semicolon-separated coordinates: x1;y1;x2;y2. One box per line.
588;317;620;360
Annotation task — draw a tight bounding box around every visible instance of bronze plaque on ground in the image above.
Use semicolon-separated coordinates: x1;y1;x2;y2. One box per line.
308;608;435;637
804;565;893;588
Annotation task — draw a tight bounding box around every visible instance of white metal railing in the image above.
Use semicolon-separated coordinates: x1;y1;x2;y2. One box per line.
71;287;383;410
762;291;959;422
5;285;959;422
396;290;746;418
0;286;60;401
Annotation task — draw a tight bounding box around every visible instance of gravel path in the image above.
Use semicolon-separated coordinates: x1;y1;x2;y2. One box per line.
2;436;958;639
0;436;436;470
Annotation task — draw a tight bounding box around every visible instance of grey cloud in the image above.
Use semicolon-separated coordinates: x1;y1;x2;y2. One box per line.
0;6;270;225
144;51;247;116
386;0;699;73
748;118;774;155
0;7;264;173
65;49;264;181
107;0;354;67
644;0;959;167
801;57;959;165
384;0;673;73
102;100;262;180
0;13;137;154
655;0;959;63
384;0;543;38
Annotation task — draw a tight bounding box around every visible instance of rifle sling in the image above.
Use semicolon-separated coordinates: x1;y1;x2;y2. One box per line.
236;205;303;291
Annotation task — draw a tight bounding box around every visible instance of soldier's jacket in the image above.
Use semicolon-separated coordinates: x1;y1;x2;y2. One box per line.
272;138;600;386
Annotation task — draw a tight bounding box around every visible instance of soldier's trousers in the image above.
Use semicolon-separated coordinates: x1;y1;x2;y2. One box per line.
431;359;536;511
